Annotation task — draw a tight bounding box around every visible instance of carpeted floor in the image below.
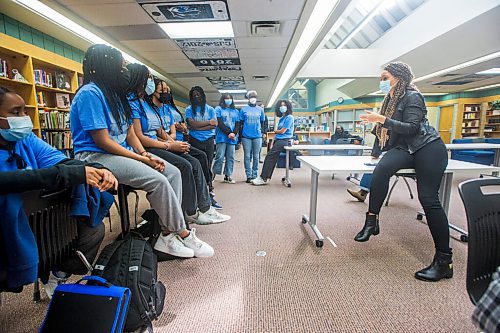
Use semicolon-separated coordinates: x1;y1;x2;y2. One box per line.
0;148;481;333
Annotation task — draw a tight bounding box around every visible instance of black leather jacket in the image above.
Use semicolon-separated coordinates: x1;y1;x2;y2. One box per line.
377;89;440;154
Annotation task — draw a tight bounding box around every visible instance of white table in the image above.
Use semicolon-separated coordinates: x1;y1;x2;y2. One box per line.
282;144;372;187
297;155;500;247
445;143;500;175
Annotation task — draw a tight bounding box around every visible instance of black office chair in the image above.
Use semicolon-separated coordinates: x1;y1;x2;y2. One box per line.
458;178;500;305
385;174;416;206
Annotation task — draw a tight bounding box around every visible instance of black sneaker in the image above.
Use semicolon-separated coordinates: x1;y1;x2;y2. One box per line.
224;176;235;184
246;178;252;183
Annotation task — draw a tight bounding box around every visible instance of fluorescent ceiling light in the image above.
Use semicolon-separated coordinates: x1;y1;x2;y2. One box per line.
414;51;500;83
159;22;234;39
267;0;339;107
475;68;500;75
219;89;247;94
13;0;141;64
466;83;500;92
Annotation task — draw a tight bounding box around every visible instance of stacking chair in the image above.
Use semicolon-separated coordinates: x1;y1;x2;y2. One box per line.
458;178;500;305
385;174;416;206
22;188;78;302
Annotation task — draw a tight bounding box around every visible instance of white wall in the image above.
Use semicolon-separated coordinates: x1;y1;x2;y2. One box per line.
316;79;353;106
427;106;439;129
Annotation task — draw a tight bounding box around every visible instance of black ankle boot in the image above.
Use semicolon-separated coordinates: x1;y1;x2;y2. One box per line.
415;250;453;282
354;213;379;242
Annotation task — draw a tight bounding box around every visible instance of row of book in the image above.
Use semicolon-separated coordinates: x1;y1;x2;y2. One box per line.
41;130;72;150
36;91;71;108
34;69;53;87
39;110;70;130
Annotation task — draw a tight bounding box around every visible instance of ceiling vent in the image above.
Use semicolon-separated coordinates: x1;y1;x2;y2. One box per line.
252;75;270;81
251;21;280;36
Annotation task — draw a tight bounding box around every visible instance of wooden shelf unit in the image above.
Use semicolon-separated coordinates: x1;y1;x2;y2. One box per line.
461;103;482;137
0;32;82;150
484;106;500;138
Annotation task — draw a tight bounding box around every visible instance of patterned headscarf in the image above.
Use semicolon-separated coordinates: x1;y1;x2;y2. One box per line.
376;62;419;149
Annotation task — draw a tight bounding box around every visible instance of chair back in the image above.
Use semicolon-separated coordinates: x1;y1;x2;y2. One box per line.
458;178;500;304
334;138;364;156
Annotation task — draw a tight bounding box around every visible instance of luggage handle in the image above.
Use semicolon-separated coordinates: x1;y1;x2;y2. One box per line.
78;275;112;287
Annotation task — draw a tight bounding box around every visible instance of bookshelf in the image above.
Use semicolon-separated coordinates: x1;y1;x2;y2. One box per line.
461;103;482;137
0;32;82;152
484;101;500;138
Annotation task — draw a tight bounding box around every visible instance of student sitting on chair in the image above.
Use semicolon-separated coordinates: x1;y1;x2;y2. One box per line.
70;44;214;259
126;63;229;225
252;100;294;186
0;85;118;298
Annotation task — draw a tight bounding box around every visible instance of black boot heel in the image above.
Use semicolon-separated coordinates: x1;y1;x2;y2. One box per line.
354;213;379;242
415;250;453;282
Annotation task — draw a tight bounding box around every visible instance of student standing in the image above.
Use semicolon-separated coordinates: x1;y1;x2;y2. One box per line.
185;86;222;209
355;62;451;282
70;44;213;259
212;94;240;183
252;100;294;185
240;90;265;183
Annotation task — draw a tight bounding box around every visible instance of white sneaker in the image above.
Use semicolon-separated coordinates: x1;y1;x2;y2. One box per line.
185;211;199;224
42;271;68;299
154;233;194;258
197;207;231;225
251;177;268;186
182;228;214;258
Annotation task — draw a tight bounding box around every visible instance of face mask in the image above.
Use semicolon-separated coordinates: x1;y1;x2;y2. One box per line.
224;99;233;106
193;96;203;104
158;92;171;104
279;105;287;114
119;69;130;91
145;78;155;96
0;116;33;142
379;80;391;94
249;97;257;105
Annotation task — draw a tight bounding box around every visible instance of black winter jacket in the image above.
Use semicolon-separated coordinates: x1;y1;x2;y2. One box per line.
377;89;440;154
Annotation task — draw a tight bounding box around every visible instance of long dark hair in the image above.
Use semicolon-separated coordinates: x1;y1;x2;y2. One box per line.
147;77;185;123
82;44;130;130
218;93;234;109
189;86;206;116
274;99;293;117
126;63;149;99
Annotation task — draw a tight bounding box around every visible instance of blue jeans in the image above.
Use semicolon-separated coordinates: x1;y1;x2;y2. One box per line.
360;174;372;192
242;137;262;179
212;142;236;177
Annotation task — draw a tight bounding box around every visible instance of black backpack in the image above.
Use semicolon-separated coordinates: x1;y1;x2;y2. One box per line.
92;232;166;332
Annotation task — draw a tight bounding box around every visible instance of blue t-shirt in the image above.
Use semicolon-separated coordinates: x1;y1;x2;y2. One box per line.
240;105;265;139
0;133;66;172
275;115;295;140
169;107;185;141
185;104;217;142
71;83;130;154
157;105;174;133
215;106;239;145
128;94;162;140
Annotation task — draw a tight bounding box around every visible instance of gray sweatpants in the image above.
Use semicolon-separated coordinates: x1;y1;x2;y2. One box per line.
76;151;186;233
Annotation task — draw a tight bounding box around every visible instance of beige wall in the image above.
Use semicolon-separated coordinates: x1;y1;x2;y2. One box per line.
427;106;439;129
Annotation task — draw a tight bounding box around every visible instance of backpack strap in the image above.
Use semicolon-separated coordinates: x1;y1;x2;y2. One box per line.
92;238;125;275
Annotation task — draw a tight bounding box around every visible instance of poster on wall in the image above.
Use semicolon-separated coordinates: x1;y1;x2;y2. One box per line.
175;38;236;49
183;49;239;59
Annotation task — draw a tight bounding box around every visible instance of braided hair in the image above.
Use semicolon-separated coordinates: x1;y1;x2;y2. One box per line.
189;86;206;117
376;62;419;149
126;63;149;99
82;44;131;131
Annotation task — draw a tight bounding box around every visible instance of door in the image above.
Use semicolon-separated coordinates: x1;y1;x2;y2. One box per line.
438;106;454;143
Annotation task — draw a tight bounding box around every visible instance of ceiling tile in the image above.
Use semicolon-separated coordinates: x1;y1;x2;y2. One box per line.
236;36;290;49
67;3;153;26
232;20;298;37
227;0;305;21
57;0;134;4
238;48;286;59
142;50;186;61
101;25;167;40
121;39;179;52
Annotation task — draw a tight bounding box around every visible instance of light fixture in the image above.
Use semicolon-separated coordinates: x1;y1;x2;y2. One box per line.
159;21;234;39
219;89;247;94
466;83;500;92
267;0;339;107
13;0;141;64
413;52;500;83
475;68;500;75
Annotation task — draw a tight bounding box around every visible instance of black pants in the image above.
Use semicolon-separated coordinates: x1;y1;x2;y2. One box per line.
261;139;296;179
60;222;105;275
369;139;450;251
189;136;215;192
148;148;211;215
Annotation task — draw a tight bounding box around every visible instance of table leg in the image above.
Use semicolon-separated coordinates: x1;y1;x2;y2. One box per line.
301;169;324;247
282;149;292;187
493;149;499;176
